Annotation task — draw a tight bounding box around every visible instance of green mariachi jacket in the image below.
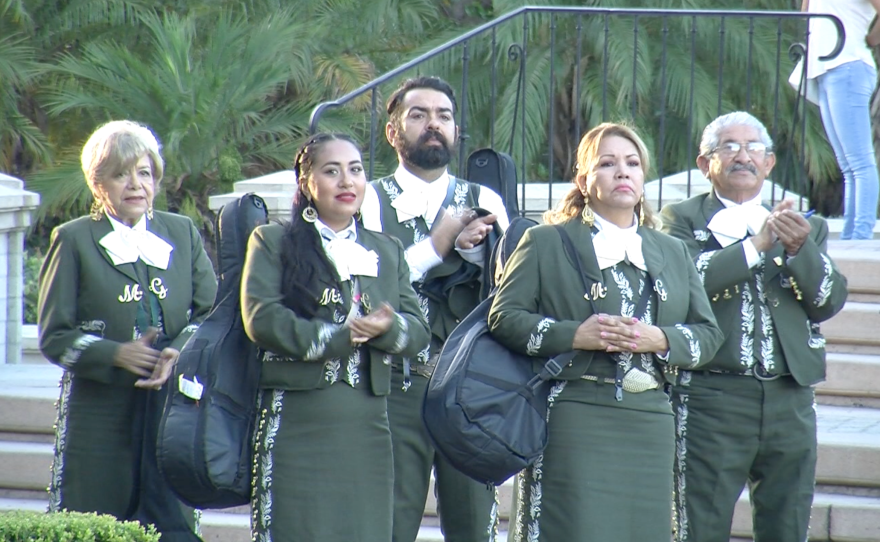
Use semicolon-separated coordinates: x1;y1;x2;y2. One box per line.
38;212;218;386
240;223;430;395
369;175;487;356
488;218;723;380
660;192;848;386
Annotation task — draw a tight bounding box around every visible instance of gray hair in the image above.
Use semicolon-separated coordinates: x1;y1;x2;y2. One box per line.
699;111;774;157
81;120;164;192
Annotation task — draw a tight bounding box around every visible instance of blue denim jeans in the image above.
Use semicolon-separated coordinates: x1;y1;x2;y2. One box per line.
818;60;879;239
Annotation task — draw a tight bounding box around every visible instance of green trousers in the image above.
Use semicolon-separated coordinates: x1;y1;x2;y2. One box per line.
49;372;200;542
508;378;675;542
251;383;393;542
671;371;817;542
388;371;499;542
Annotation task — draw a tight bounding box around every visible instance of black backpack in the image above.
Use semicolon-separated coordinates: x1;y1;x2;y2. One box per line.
466;148;520;219
423;217;578;486
157;193;268;509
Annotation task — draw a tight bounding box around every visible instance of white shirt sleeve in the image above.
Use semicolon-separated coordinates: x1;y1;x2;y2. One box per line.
743;238;763;269
360;184;383;233
405;239;443;283
453;185;511;267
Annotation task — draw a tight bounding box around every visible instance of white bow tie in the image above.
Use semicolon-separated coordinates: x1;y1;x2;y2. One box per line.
707;205;770;248
592;228;646;271
391;188;431;223
99;228;173;269
324;239;379;281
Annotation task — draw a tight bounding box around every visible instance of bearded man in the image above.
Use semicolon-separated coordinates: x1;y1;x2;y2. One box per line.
360;76;509;542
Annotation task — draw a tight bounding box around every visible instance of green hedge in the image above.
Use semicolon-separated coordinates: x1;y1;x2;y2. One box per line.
24;249;43;324
0;510;160;542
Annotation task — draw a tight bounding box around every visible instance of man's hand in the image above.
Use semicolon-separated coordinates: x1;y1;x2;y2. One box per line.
350;303;395;344
429;208;469;258
455;213;497;250
114;327;161;379
751;199;794;253
769;209;811;256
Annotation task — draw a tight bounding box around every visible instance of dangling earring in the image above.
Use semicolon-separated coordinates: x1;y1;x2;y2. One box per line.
147;205;154;220
581;192;595;226
89;200;103;221
302;198;318;223
638;195;646;227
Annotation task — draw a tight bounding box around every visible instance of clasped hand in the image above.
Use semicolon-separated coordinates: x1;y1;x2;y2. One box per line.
349;303;395;344
752;200;811;256
113;327;178;389
572;313;668;354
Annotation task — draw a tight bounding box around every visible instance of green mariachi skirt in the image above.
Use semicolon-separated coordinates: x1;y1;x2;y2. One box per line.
251;383;393;542
508;378;675;542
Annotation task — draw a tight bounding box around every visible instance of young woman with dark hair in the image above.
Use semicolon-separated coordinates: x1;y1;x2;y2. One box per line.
241;133;430;542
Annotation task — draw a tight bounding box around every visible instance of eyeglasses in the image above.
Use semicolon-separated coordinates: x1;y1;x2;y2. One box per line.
711;141;769;157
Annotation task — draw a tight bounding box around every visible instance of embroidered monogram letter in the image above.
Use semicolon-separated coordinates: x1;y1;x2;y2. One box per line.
118;284;143;303
149;278;169;299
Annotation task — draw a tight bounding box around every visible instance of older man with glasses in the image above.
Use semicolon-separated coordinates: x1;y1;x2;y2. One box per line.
659;111;848;542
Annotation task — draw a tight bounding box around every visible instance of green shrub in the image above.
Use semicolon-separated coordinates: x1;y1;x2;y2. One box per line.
0;510;160;542
23;249;44;324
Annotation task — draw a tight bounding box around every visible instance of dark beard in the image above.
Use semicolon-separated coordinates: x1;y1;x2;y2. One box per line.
398;131;453;170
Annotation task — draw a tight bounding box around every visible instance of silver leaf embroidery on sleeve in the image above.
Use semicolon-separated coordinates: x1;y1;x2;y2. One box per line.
674;324;701;367
695;252;714;285
814;254;833;308
59;335;101;368
304;323;341;361
527;318;555;356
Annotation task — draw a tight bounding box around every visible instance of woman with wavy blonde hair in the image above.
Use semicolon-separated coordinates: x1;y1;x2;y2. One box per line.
489;122;722;541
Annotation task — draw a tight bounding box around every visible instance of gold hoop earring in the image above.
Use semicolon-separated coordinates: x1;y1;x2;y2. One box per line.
147;206;154;220
89;200;103;221
581;193;595;226
638;196;646;227
302;199;318;223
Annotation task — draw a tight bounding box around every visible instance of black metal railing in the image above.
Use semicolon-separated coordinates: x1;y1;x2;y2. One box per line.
309;6;843;217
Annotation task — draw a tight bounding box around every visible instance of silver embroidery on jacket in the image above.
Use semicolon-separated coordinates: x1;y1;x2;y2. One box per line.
48;372;73;512
754;269;775;372
739;284;755;368
527;318;555;356
304;323;340;361
59;335;101;368
674;393;691;541
814;254;834;308
251;389;284;542
695;252;715;284
807;321;826;349
675;324;701;368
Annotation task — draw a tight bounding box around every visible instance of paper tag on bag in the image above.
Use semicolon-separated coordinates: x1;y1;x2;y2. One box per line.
178;374;204;401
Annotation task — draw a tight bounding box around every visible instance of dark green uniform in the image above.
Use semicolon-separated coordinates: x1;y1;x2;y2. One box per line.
488;218;723;542
241;223;430;542
660;192;848;542
38;212;217;541
367;175;500;542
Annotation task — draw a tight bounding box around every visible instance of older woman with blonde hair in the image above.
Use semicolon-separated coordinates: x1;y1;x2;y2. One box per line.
489;122;722;541
38;120;216;541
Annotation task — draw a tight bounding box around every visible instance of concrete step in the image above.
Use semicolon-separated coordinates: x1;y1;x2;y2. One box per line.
822;301;880;354
3;490;878;542
828;240;880;297
2;405;877;495
731;490;880;541
817;353;880;408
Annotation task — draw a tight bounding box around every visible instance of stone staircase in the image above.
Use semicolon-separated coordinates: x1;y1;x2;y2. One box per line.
4;240;880;541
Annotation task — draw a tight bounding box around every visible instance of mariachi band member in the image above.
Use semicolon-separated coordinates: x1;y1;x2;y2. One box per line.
241;133;430;542
489;122;723;542
39;120;217;541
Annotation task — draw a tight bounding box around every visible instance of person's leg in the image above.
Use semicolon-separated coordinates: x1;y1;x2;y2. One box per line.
672;373;761;542
749;379;817;542
818;61;879;239
817;68;855;238
387;373;433;542
434;453;499;542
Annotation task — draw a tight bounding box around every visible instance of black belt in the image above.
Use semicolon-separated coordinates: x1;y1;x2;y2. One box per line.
706;366;791;381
